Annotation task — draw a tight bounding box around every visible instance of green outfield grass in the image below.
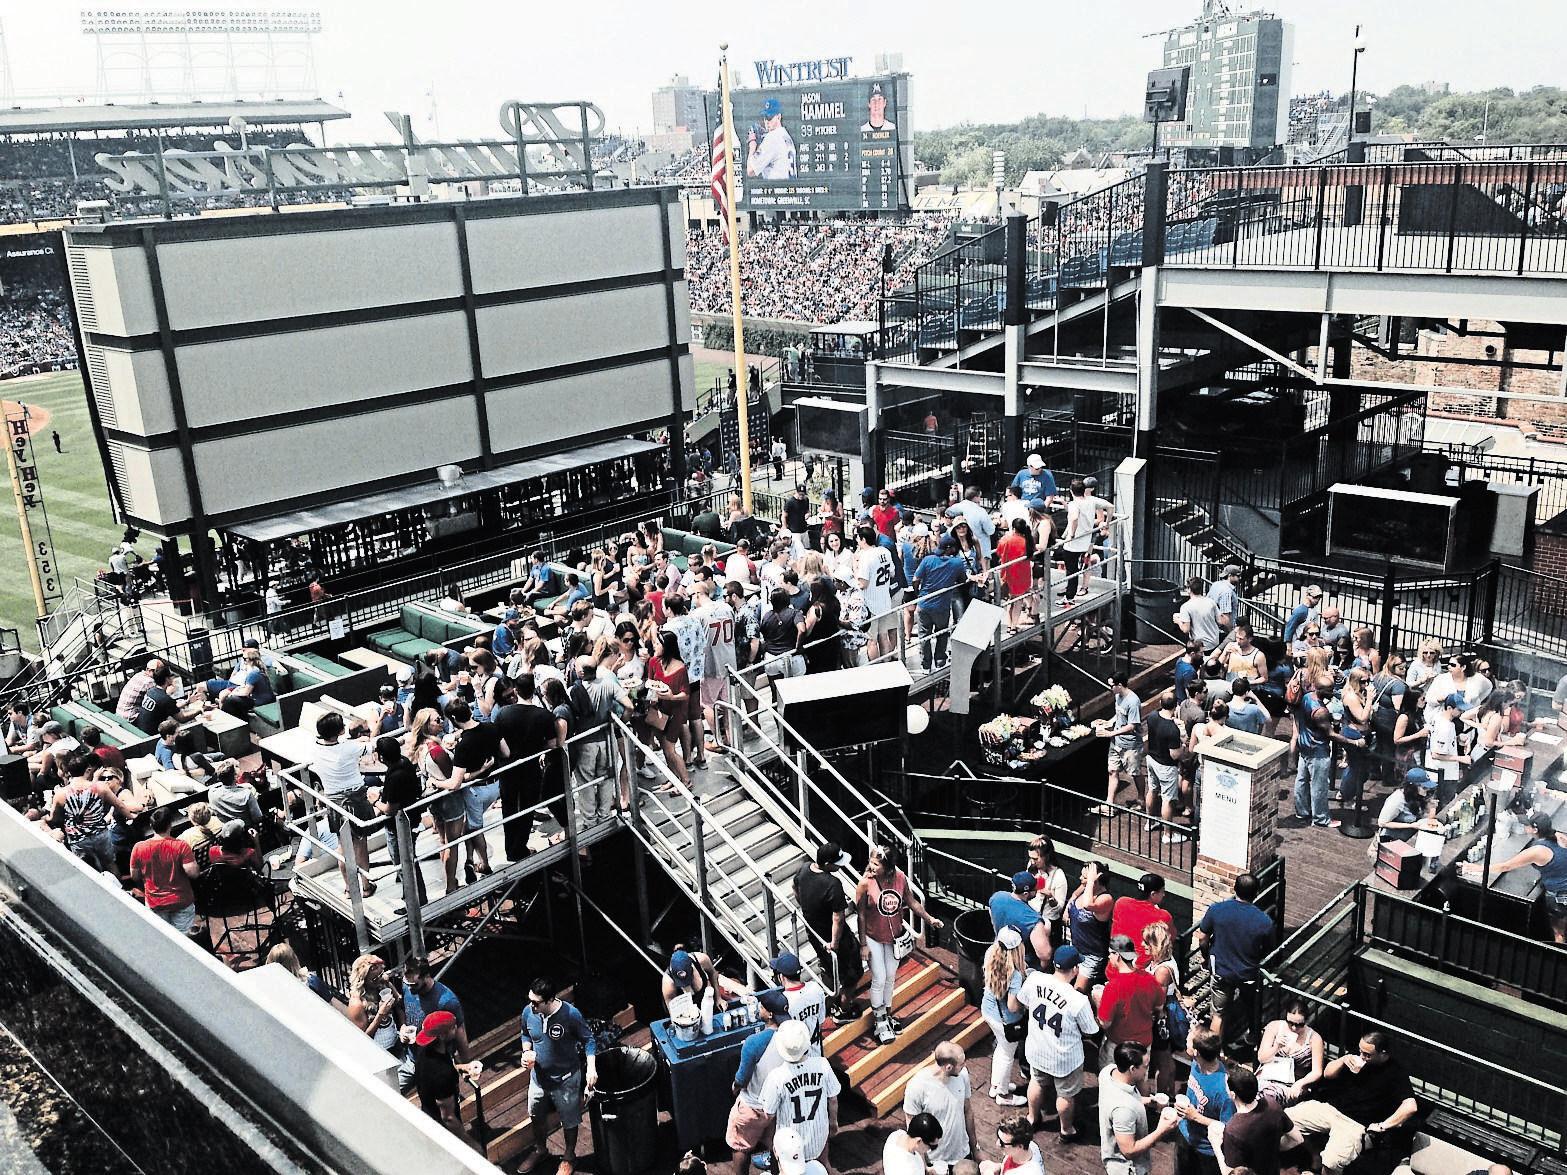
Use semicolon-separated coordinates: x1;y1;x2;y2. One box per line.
1;371;119;652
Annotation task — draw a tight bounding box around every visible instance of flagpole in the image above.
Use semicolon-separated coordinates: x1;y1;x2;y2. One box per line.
718;44;753;517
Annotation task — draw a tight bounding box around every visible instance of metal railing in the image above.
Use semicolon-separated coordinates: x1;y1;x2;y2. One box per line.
1262;882;1566;1154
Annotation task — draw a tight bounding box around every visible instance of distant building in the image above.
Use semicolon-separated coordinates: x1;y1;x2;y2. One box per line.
1159;1;1293;150
651;75;714;147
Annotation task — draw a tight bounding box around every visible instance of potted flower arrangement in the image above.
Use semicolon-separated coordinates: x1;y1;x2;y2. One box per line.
978;713;1024;767
1030;685;1075;732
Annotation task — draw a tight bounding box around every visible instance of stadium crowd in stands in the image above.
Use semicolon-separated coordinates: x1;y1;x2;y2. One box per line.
686;216;952;323
0;278;74;377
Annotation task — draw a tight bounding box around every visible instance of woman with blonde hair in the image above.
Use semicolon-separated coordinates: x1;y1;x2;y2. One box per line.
980;927;1029;1106
1406;639;1442;689
346;953;400;1051
1142;920;1183;1097
406;706;467;896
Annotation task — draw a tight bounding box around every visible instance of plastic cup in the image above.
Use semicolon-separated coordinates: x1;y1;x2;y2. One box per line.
1154;1093;1170;1108
1174;1094;1191;1110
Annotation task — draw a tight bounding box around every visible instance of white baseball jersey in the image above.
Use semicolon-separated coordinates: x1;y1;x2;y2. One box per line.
855;544;895;615
761;1056;841;1160
782;980;828;1055
1017;971;1099;1078
751;125;796;179
696;599;738;678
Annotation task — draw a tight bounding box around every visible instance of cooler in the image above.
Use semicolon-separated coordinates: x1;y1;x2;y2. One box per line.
649;1010;766;1149
1376;839;1424;890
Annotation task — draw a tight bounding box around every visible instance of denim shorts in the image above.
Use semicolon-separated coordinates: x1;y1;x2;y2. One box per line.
529;1068;584;1129
463;781;501;831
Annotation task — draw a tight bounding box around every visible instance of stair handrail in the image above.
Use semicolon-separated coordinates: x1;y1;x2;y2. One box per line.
612;715;832;987
726;669;924;870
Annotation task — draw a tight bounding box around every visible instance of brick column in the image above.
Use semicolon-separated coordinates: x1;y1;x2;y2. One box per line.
1191;730;1290;923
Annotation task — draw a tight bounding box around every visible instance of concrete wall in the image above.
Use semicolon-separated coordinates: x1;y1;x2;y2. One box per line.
0;805;501;1174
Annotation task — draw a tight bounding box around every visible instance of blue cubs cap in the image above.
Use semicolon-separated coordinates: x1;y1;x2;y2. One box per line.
668;949;694;983
1012;870;1037;893
761;98;782;118
1053;944;1082;970
757;989;790;1016
769;951;803;977
1405;766;1435;790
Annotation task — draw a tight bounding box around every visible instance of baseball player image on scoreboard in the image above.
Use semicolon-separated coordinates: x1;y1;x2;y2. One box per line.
759;1020;841;1162
747;96;797;179
860;81;896;131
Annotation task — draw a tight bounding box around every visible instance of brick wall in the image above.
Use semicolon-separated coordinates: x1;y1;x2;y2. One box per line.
1533;531;1567;616
1341;320;1567;442
1191;753;1285;924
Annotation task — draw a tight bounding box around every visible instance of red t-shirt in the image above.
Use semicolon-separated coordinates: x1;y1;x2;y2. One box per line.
870;503;900;541
130;835;196;909
648;590;666;625
1099;967;1165;1046
1111;896;1174;967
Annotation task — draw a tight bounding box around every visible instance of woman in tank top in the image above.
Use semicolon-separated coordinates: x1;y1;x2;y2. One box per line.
347;953;402;1052
1257;998;1325;1105
855;845;943;1039
1063;860;1113;991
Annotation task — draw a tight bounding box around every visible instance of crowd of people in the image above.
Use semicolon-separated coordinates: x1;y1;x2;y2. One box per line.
0;277;76;376
686;216;952;324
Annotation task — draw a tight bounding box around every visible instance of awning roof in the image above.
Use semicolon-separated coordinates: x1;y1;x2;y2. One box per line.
0;100;350;136
224;437;661;543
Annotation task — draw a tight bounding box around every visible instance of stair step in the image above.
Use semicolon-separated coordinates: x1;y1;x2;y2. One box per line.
823;959;942;1059
860;1012;992;1117
842;984;967;1087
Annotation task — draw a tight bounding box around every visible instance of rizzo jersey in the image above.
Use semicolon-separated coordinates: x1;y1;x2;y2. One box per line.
1016;972;1099;1078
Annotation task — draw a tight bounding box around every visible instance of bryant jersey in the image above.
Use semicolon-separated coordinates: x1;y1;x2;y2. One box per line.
1017;972;1099;1078
783;980;828;1055
761;1056;841;1160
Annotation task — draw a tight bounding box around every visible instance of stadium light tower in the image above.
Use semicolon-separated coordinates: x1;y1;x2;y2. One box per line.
1346;25;1366;143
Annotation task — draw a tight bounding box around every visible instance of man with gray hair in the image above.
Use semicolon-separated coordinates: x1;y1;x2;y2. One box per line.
901;1042;975;1172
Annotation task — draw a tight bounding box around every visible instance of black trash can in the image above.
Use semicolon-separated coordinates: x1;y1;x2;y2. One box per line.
953;907;994;1008
588;1045;661;1175
1132;578;1180;644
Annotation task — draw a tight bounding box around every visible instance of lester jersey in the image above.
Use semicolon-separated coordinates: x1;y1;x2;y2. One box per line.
761;1056;841;1160
1017;972;1099;1078
782;980;828;1055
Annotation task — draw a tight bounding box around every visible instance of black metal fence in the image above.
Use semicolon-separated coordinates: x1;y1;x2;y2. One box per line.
1426;445;1567;528
883;429;957;505
1263;883;1567;1155
1163;160;1567;276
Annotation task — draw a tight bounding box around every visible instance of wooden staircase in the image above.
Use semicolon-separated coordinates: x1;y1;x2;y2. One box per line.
823;954;988;1118
408;986;647;1168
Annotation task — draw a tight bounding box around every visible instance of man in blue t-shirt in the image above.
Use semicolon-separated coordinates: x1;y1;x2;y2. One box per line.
397;955;469;1092
492;616;520;658
1009;454;1059;508
988;871;1051;966
519;974;598;1173
910;537;969;672
1195;874;1276;1045
727;989;792;1170
520;552;561;606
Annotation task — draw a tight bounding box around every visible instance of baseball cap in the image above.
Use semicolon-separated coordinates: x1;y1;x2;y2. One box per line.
1223;563;1242;576
379;684;397;699
795;483;807;493
1026;453;1044;469
40;721;63;736
414;1010;456;1046
757;989;790;1017
996;926;1023;951
910;522;930;539
242;637;261;649
1109;934;1138;963
770;951;803;978
668;949;694;984
815;842;852;869
869;82;885;97
776;1019;811;1062
938;536;957;553
397;665;414;684
220;818;247;839
1405;766;1436;791
1441;692;1466;710
1305;584;1323;599
1527;811;1555;838
773;1128;809;1175
1011;870;1037;893
1053;944;1082;970
1340;725;1362;743
761;97;782;118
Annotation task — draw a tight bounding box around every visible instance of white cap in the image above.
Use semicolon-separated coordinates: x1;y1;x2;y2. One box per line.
776;1019;811;1062
1026;454;1044;468
774;1127;808;1175
910;522;930;539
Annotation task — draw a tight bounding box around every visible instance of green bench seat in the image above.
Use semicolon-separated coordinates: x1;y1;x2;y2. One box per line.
292;652;353;679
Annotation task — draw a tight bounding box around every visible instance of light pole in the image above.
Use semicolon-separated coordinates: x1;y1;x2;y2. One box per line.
1346;25;1366;143
1479;98;1492;144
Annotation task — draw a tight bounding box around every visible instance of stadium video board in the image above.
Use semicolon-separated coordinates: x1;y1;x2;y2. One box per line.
736;75;904;212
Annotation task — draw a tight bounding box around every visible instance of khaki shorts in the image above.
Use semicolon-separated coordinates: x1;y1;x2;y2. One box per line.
1147;759;1179;802
699;674;730;709
1108;746;1141;778
870;609;902;644
726;1099;772;1150
1032;1064;1085;1098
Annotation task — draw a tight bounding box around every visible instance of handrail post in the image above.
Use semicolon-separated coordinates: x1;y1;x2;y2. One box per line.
691;807;714;958
763;886;778;957
1517;161;1536;275
395;810;425;957
1312;167;1328;270
561;742;589;968
1375;164;1392;271
1444;163;1462;273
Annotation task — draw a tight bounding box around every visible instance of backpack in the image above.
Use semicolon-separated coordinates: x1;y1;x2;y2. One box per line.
1284;668;1307;708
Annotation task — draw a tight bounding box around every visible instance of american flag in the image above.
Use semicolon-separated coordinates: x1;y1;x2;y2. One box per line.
710;122;730;242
